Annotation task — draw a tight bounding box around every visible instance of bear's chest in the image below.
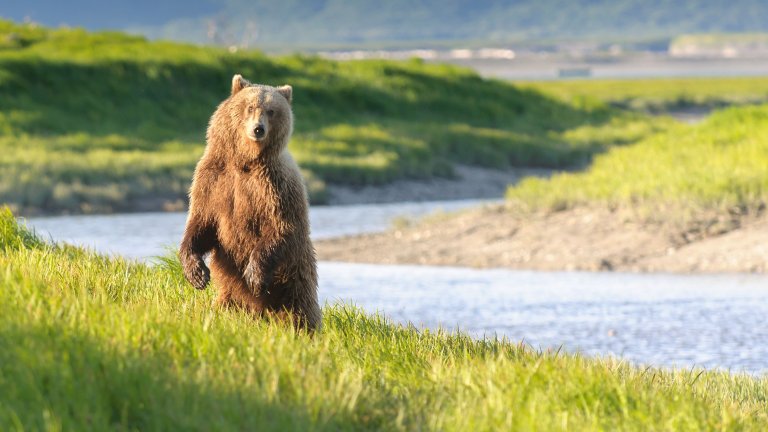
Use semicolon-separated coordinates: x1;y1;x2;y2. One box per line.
225;169;286;236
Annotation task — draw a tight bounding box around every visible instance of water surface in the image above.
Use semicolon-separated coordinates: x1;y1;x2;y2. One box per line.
323;262;768;373
27;199;489;259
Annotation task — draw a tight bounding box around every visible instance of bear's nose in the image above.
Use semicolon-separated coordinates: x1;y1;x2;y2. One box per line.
254;124;266;139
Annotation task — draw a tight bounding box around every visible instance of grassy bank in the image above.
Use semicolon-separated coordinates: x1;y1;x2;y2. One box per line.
508;104;768;219
523;76;768;112
1;209;768;430
1;20;660;215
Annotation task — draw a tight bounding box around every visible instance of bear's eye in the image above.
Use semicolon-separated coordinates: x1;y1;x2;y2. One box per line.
266;109;275;117
247;106;255;114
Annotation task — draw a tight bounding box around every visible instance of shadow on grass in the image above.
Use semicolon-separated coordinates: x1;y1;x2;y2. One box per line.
0;323;374;431
0;55;612;143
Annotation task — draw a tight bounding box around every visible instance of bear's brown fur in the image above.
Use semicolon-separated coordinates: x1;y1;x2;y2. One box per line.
179;74;321;330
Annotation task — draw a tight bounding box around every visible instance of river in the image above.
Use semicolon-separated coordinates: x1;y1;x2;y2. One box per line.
25;200;768;374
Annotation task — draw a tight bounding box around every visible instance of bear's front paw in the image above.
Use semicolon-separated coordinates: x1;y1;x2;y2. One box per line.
185;260;210;290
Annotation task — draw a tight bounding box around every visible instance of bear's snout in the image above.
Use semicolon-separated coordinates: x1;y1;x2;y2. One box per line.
253;123;267;140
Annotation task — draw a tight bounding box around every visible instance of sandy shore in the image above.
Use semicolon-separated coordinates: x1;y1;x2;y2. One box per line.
316;203;768;273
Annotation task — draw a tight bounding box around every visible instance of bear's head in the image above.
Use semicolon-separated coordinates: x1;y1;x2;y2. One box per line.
209;74;294;162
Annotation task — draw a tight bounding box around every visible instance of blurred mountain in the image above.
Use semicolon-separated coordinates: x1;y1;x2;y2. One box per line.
5;0;768;47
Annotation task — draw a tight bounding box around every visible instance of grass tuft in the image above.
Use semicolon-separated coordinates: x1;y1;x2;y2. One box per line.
0;206;43;250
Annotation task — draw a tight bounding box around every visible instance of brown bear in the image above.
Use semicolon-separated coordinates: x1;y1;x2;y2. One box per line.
179;74;321;331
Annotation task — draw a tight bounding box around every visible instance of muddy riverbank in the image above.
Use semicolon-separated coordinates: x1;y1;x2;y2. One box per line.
316;204;768;273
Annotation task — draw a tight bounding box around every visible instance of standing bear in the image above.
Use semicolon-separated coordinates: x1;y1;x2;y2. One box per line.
180;74;321;331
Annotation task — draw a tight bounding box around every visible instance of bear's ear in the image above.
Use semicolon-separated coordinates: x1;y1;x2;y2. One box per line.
231;74;250;96
276;85;292;104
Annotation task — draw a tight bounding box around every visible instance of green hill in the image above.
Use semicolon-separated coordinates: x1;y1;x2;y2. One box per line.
0;20;652;215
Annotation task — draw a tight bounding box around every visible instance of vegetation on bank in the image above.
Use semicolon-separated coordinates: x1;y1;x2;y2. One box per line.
508;104;768;218
2;208;768;430
669;33;768;57
1;19;657;215
523;76;768;112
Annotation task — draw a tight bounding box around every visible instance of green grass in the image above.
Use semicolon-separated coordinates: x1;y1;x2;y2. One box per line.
670;33;768;54
1;19;658;215
507;104;768;217
2;209;768;430
522;76;768;112
672;33;768;45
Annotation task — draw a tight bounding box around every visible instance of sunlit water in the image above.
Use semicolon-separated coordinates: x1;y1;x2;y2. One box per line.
25;200;768;374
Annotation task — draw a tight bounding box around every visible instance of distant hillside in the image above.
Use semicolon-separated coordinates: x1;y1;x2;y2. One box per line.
5;0;768;48
1;19;652;214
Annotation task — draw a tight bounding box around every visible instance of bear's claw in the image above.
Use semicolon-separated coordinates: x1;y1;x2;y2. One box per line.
184;260;210;290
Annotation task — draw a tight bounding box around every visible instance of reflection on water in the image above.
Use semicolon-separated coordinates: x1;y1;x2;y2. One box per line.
24;200;768;374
